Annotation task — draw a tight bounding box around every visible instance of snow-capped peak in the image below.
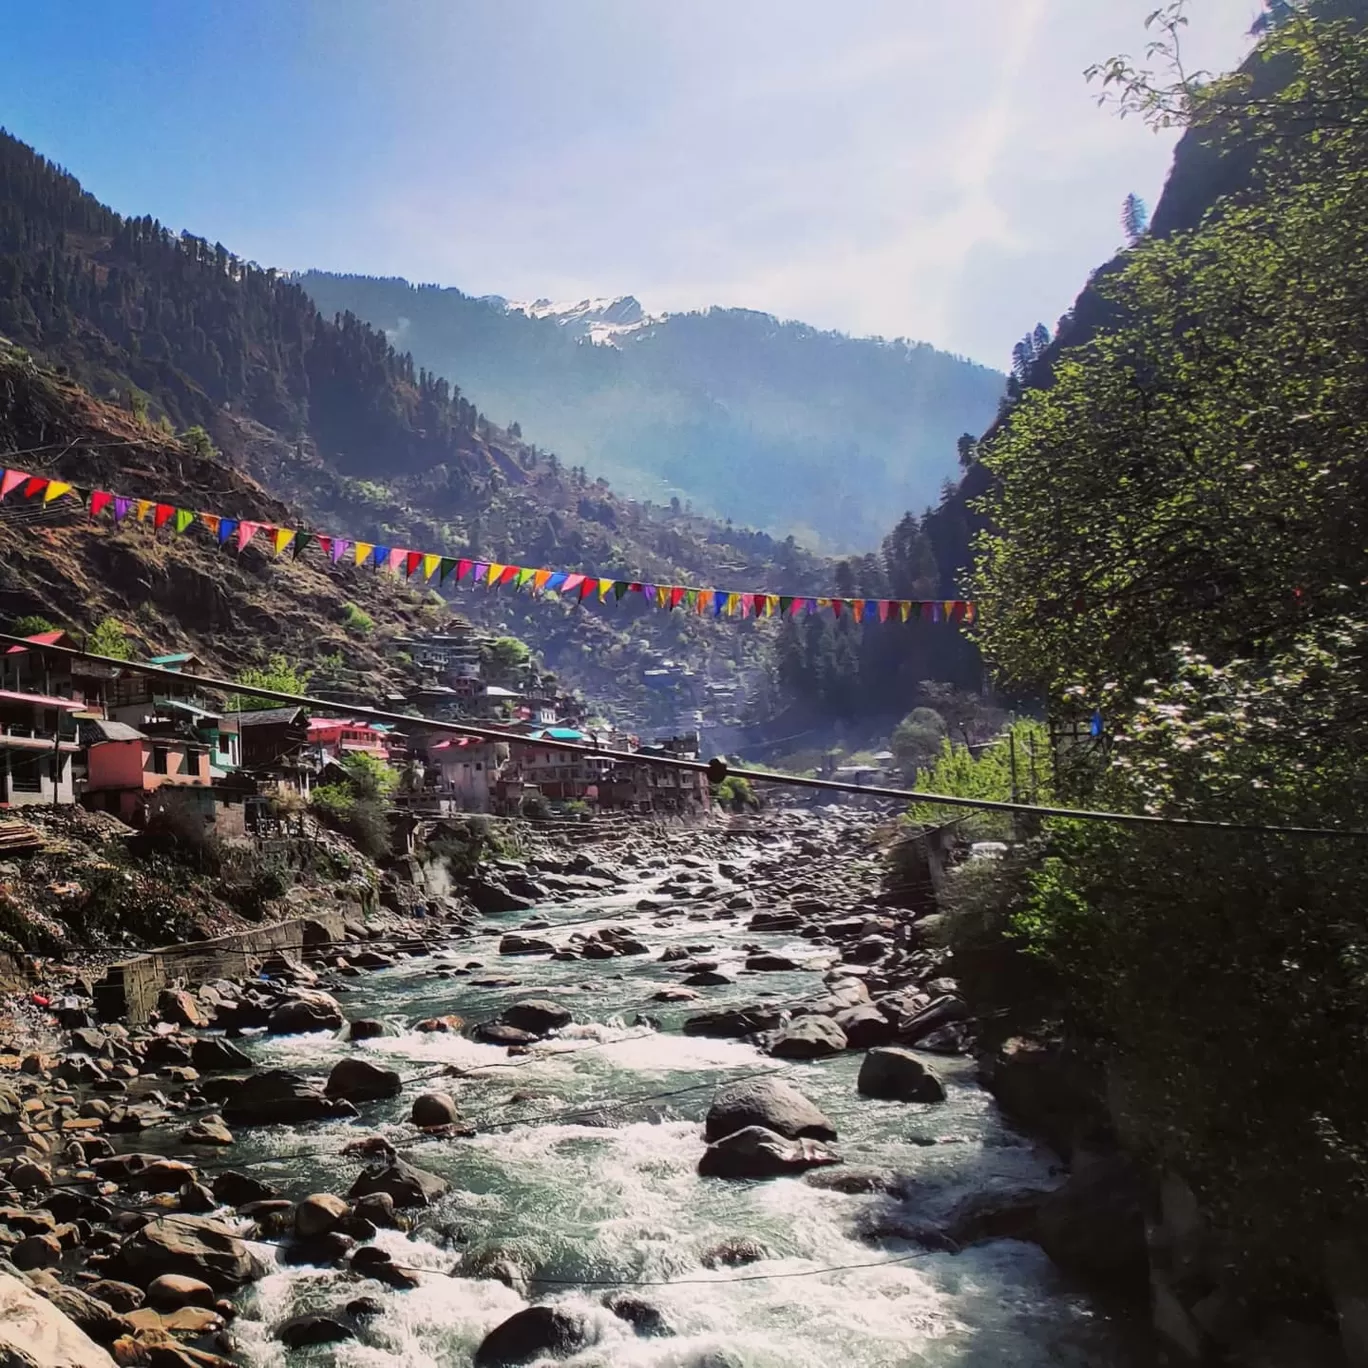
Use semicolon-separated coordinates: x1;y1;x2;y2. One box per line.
501;295;663;346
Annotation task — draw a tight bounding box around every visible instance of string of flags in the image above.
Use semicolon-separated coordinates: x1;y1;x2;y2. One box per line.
1;467;976;626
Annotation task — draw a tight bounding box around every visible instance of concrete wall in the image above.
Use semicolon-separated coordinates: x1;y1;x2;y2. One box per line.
94;908;351;1024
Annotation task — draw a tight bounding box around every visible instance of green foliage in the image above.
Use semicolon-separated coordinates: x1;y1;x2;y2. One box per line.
714;775;758;811
480;635;531;685
85;616;133;661
889;706;947;777
227;653;313;710
340;750;399;800
970;9;1368;1299
340;601;374;636
310;751;398;858
180;425;217;460
11;614;56;636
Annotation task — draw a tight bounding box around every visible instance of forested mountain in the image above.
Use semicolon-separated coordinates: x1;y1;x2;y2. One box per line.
0;127;847;721
298;272;1004;552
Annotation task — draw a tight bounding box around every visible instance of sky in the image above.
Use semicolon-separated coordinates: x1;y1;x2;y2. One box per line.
1;0;1263;369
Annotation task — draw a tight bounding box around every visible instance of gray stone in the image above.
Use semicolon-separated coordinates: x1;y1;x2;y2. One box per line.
411;1092;460;1128
0;1273;117;1366
497;1000;572;1035
857;1047;946;1102
115;1214;265;1291
348;1158;448;1209
705;1077;837;1142
294;1194;349;1239
474;1306;591;1366
697;1125;842;1179
768;1017;847;1059
325;1057;402;1103
221;1069;359;1126
265;990;344;1035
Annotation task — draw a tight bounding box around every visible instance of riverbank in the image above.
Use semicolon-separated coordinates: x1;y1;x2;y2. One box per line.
0;808;1147;1367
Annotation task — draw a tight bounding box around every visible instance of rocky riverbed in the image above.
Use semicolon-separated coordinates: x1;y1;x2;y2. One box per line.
0;809;1149;1366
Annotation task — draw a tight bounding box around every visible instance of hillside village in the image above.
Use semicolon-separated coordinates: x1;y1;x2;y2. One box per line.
0;618;712;836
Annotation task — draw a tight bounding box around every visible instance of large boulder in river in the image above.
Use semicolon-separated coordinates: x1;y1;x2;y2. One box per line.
474;1305;591;1367
496;999;572;1036
499;934;555;957
768;1017;847;1059
115;1214;266;1291
834;1004;895;1048
411;1092;460;1128
1035;1157;1149;1288
265;990;344;1035
222;1069;359;1126
681;1007;785;1038
698;1126;842;1179
705;1078;837;1143
0;1273;117;1366
856;1048;946;1102
189;1036;252;1072
348;1158;448;1209
325;1057;401;1103
469;880;536;914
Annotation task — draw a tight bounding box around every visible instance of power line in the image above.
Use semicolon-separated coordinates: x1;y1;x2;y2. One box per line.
1;630;1364;838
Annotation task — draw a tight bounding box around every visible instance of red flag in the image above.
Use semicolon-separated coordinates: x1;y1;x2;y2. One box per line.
669;586;686;610
154;503;174;530
22;476;48;499
877;600;891;623
317;535;333;558
456;558;474;582
832;599;844;619
405;551;423;577
90;491;113;518
497;564;519;586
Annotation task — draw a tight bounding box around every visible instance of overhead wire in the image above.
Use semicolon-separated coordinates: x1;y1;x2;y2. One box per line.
1;631;1364;838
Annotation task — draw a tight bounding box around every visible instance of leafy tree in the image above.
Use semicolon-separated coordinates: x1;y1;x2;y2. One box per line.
86;616;133;660
340;601;374;636
180;425;217;460
227;654;313;710
11;614;56;636
480;635;531;686
889;706;948;778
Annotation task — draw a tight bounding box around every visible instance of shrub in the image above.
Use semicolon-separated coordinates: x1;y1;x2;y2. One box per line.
341;601;374;635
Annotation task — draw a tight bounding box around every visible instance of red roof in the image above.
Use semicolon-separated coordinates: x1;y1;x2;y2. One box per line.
0;689;84;710
5;631;68;654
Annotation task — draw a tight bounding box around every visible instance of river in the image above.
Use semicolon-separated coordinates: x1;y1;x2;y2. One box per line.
208;825;1146;1367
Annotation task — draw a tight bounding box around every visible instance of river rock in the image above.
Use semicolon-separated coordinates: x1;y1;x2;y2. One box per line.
189;1037;252;1072
704;1077;837;1142
603;1293;673;1337
745;954;801;972
683;971;733;987
348;1158;448;1209
473;1023;538;1046
275;1313;356;1348
144;1274;215;1311
701;1237;768;1268
351;1245;420;1290
35;1294;120;1357
115;1214;265;1291
221;1069;359;1126
748;911;801;931
1035;1157;1148;1288
93;1154;198;1193
265;990;344;1035
497;1000;572;1036
0;1273;118;1366
211;1171;281;1207
697;1126;842;1179
86;1282;143;1313
347;1019;394;1041
498;934;554;956
768;1017;847;1059
856;1048;946;1102
460;1242;543;1295
294;1194;349;1239
682;1007;784;1038
473;1305;591;1367
352;1192;397;1229
11;1233;62;1269
181;1114;233;1146
470;881;536;914
833;1004;895;1048
156;989;207;1029
325;1057;402;1103
411;1092;460;1127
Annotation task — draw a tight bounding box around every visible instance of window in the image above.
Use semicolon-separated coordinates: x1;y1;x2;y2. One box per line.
152;747;169;776
10;756;42;793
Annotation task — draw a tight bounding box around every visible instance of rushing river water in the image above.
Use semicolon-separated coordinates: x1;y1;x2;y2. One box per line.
212;842;1147;1368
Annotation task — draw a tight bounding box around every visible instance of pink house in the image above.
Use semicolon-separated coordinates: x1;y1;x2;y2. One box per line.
84;720;212;823
307;718;388;761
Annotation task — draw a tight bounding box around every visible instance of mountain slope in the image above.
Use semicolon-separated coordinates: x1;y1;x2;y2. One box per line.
0;129;847;724
298;273;1005;552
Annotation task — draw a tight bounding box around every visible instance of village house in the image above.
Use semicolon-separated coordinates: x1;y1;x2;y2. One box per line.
306;716;389;764
82;718;212;822
601;733;711;816
223;705;318;796
425;735;509;812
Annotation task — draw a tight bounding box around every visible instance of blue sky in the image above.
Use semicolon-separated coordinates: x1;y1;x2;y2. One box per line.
2;0;1260;368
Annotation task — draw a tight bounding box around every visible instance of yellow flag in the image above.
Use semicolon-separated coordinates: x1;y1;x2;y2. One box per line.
725;592;741;616
353;541;375;566
899;601;913;623
486;562;506;585
423;553;441;580
43;481;72;503
273;528;297;556
597;578;612;602
136;499;154;522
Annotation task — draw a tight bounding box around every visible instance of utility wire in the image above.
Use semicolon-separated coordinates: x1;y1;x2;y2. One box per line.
1;630;1365;838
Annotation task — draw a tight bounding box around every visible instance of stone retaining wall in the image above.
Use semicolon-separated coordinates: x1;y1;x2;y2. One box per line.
94;910;349;1024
